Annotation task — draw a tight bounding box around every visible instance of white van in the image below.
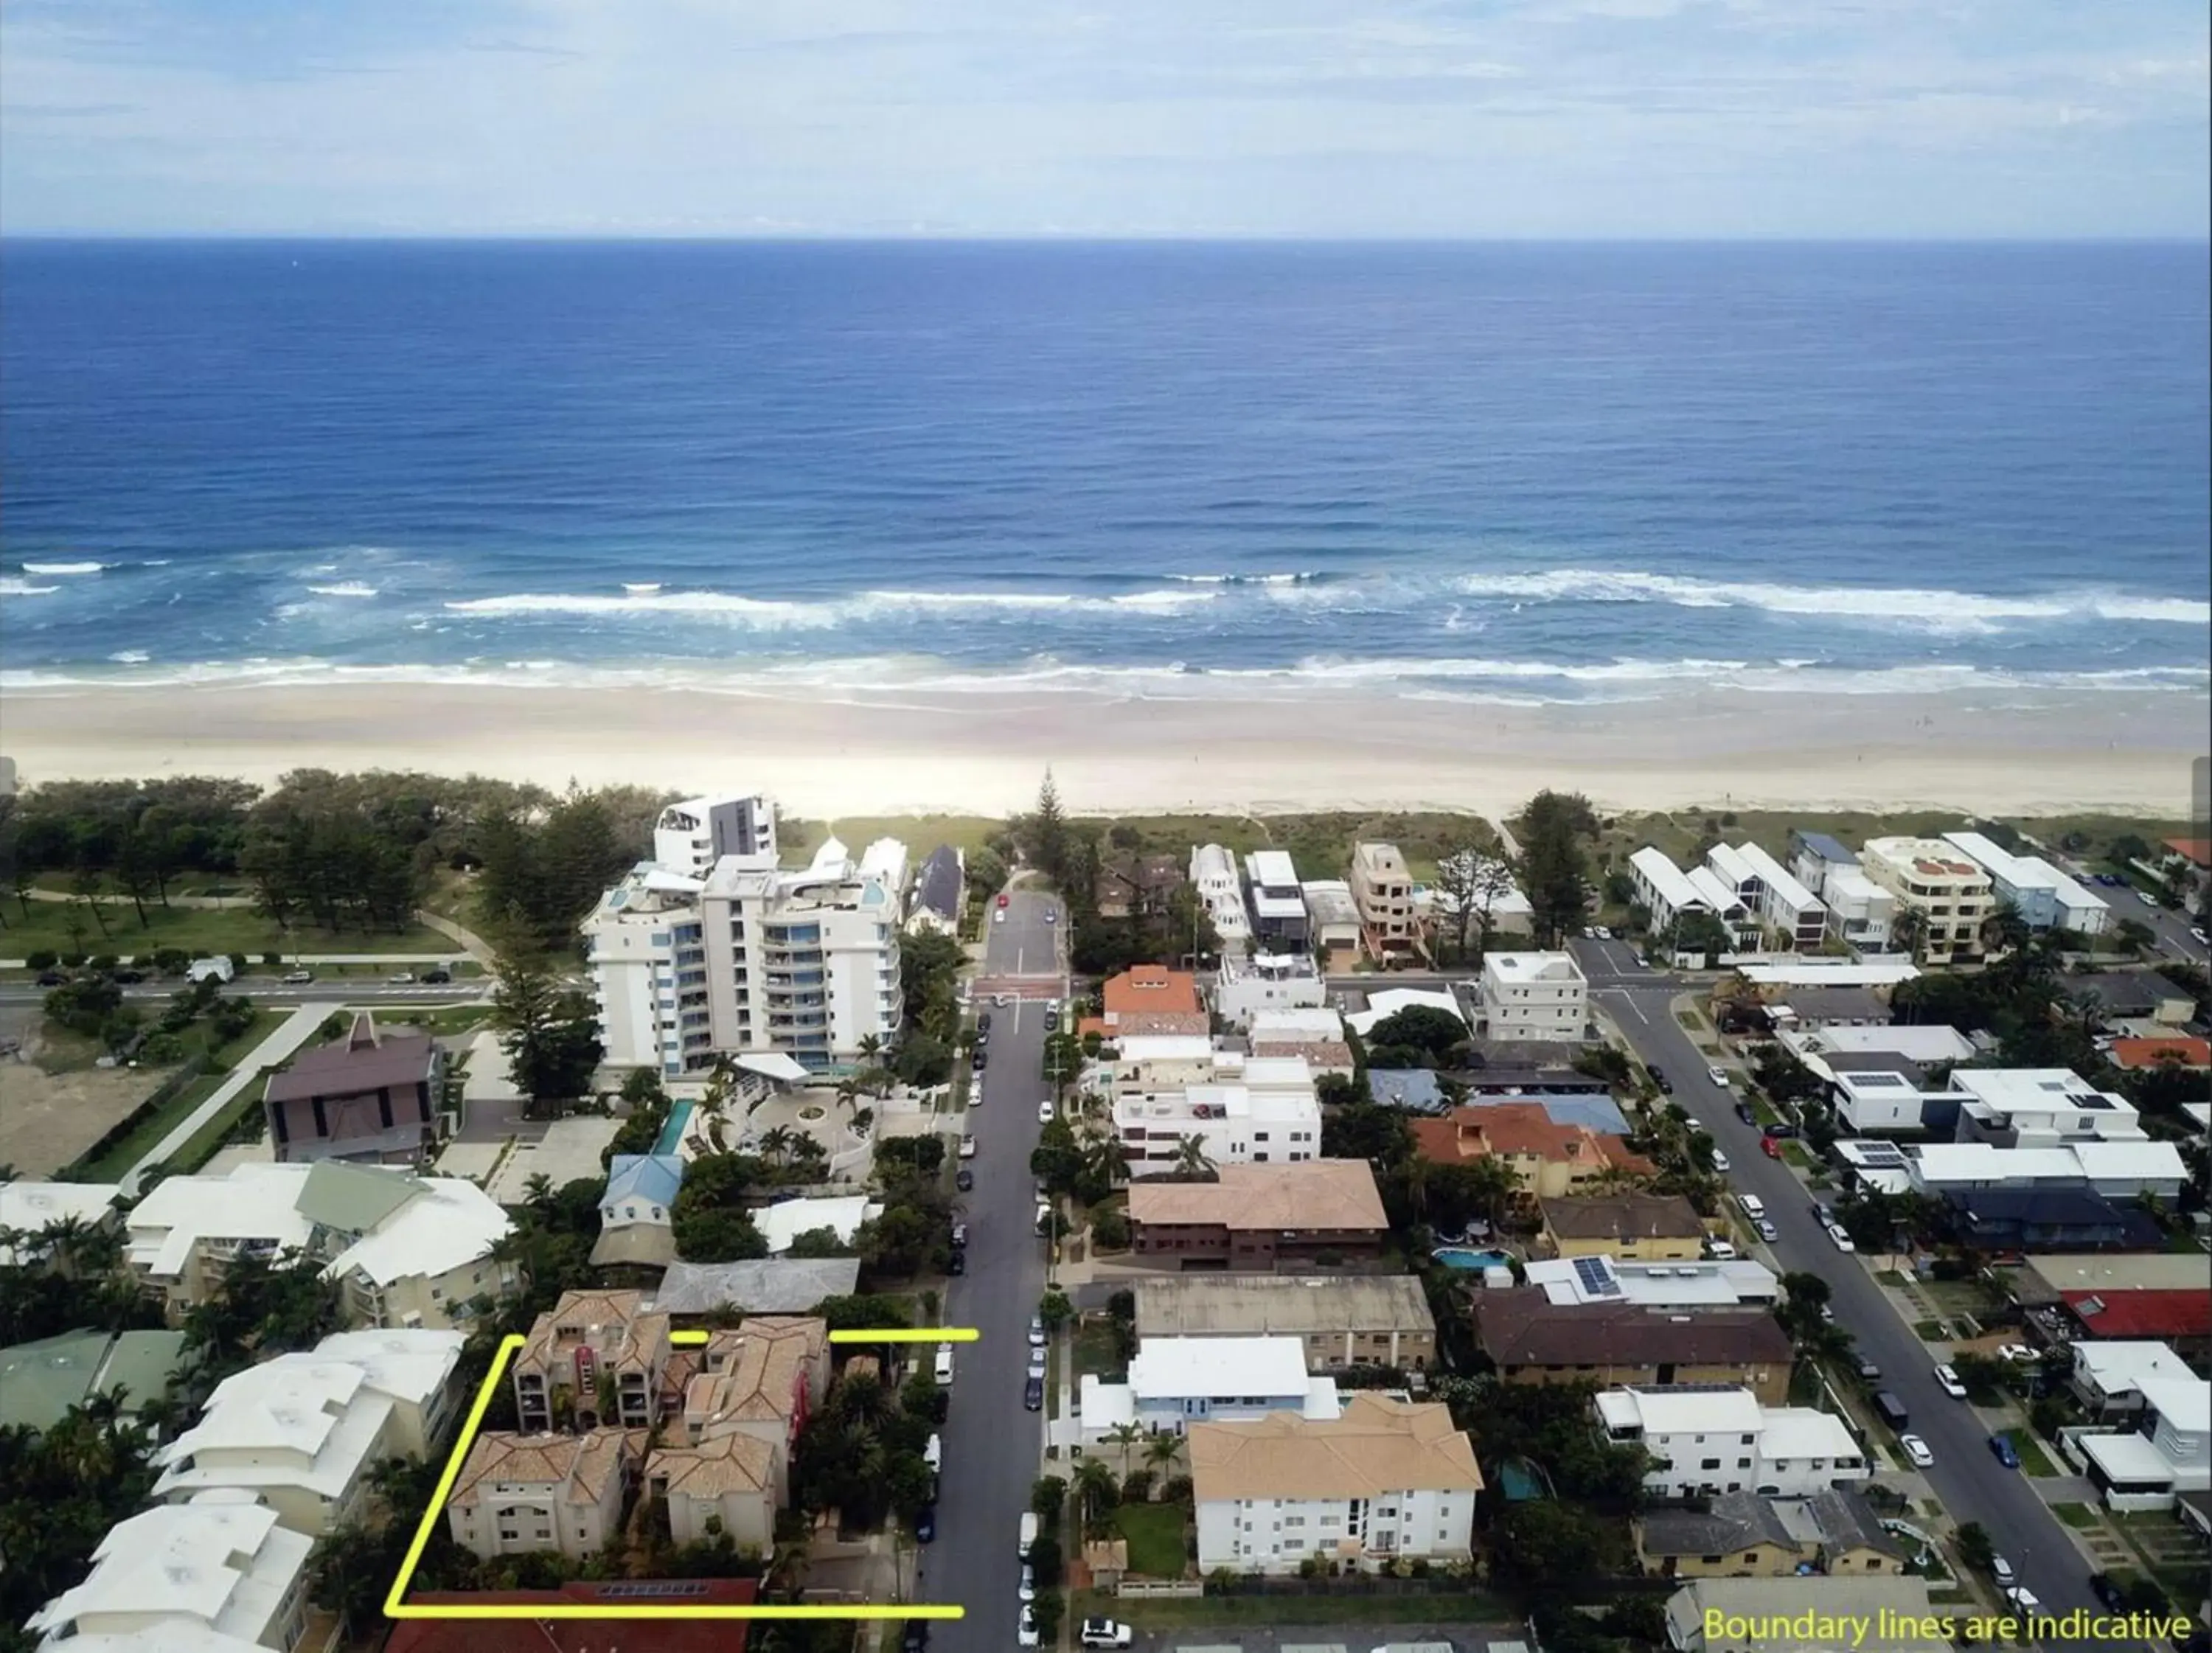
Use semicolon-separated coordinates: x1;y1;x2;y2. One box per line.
1018;1511;1040;1558
923;1433;943;1472
934;1346;955;1387
1034;1200;1053;1236
1736;1193;1766;1219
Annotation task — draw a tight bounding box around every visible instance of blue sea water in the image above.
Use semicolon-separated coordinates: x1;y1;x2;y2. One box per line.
2;240;2206;704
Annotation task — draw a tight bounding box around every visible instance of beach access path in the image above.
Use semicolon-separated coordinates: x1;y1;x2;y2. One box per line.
119;1001;337;1197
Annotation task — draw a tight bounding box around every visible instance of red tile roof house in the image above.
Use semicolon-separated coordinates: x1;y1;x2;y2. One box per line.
387;1579;755;1652
2109;1037;2212;1071
263;1012;444;1166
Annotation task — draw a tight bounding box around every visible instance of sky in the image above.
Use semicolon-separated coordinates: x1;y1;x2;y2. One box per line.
2;0;2207;238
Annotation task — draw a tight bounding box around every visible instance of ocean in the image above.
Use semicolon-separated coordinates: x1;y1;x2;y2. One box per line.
2;240;2206;706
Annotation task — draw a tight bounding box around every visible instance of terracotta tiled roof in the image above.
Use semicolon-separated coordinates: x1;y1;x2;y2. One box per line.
1540;1192;1706;1242
1474;1288;1791;1368
2063;1289;2212;1340
649;1431;777;1497
1102;966;1202;1019
1189;1394;1482;1502
1129;1160;1388;1233
452;1428;636;1506
1412;1104;1653;1175
684;1318;825;1429
2110;1037;2211;1071
518;1288;669;1376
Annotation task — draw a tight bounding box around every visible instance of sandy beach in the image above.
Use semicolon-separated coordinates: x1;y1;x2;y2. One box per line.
1;681;2204;818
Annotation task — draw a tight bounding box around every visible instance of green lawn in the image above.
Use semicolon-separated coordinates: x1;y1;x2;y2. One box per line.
1072;1319;1124;1382
2001;1430;2060;1478
1913;1319;1949;1342
1112;1501;1189;1580
2051;1503;2098;1530
1;898;455;960
1082;1589;1504;1628
375;1005;498;1037
72;1008;293;1181
1782;1142;1815;1169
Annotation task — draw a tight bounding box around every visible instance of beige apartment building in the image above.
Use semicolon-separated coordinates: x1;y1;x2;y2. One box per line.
1858;838;1994;964
1350;841;1418;965
512;1289;672;1433
1135;1275;1439;1372
446;1429;637;1562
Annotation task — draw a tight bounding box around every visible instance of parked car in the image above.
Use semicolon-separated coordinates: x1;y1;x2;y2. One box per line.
35;970;66;986
1734;1101;1757;1126
1762;1121;1799;1138
1037;1099;1055;1124
1856;1358;1882;1382
959;1135;978;1159
1029;1313;1047;1348
420;967;451;983
1760;1135;1783;1158
972;1050;987;1072
281;969;315;984
1991;1555;2017;1585
955;1169;975;1191
1648;1065;1672;1094
1899;1433;1934;1467
1023;1375;1044;1411
1989;1433;2021;1469
1934;1363;1969;1399
1706;1064;1730;1088
1025;1349;1046;1381
1044;909;1057;925
1710;1149;1731;1173
994;909;1006;925
950;1222;970;1250
1018;1607;1040;1648
1703;1239;1738;1260
914;1505;936;1543
902;1624;929;1653
978;1012;993;1034
1757;1219;1779;1243
997;894;1010;908
388;970;416;984
2004;1587;2041;1615
110;968;145;983
1737;1193;1766;1219
1018;1564;1036;1602
1826;1222;1856;1253
2090;1573;2126;1612
1044;1007;1060;1031
1079;1621;1135;1649
1595;925;1613;940
947;1250;966;1276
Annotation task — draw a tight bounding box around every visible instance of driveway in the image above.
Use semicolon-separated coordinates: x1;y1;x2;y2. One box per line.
924;885;1061;1649
1596;981;2151;1653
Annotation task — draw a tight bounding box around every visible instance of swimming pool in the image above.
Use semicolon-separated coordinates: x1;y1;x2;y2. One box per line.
1432;1247;1514;1272
654;1099;695;1156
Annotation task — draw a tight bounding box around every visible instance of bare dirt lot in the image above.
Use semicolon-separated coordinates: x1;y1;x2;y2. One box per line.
0;1009;173;1177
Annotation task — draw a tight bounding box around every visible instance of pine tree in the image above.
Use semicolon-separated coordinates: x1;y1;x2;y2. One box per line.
1032;769;1069;887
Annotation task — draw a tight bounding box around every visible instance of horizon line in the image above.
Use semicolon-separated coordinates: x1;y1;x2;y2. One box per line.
3;231;2208;247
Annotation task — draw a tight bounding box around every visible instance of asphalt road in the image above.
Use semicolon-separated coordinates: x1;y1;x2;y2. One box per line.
1594;980;2141;1653
0;979;487;1009
926;886;1062;1649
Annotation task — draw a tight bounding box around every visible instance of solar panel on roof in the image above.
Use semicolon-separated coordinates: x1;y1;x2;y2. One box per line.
591;1582;712;1598
1572;1256;1622;1298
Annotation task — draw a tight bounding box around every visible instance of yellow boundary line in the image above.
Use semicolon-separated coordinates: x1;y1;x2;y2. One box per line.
381;1332;963;1621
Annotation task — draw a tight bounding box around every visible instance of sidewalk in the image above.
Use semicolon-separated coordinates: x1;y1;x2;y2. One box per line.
120;1001;339;1196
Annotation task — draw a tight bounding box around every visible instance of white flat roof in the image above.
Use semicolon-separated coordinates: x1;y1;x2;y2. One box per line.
1909;1144;2086;1183
1525;1255;1779;1306
156;1364;394;1503
1129;1334;1312;1402
1247;849;1300;888
1346;988;1466;1037
1115;1035;1217;1062
1251;1007;1347;1039
126;1163;316;1278
1950;1068;2137;1119
2078;1427;2191;1486
1944;832;2108;916
1631;846;1708;913
1786;1024;1975;1063
324;1177;511;1288
1079;1374;1137;1432
1596;1386;1764;1436
1737;960;1921;986
2069;1141;2188;1181
1756;1407;1862;1461
29;1492;312;1643
734;1050;810;1082
1484;951;1584;984
758;1194;879;1254
2075;1340;2199;1397
0;1180;120;1264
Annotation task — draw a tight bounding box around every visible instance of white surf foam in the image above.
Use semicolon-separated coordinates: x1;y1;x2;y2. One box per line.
306;582;380;599
22;561;104;575
0;578;60;596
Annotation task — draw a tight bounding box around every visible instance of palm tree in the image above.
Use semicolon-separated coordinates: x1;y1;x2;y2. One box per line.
1170;1135;1216;1182
857;1034;886;1069
1072;1456;1120;1538
1106;1420;1145;1480
759;1125;798;1167
1888;905;1928;961
1980;898;2030;957
1144;1431;1181;1482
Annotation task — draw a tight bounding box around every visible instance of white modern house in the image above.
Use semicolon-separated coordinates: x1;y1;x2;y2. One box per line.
1211;951;1327;1026
1079;1335;1340;1441
1344;987;1467;1041
1942;831;2109;936
151;1330;465;1534
653;792;778;879
1819;867;1897;953
1477;951;1589;1043
585;834;906;1074
1113;1056;1322;1174
1190;1395;1481;1576
1700;843;1830;952
1349;841;1418;964
1523;1254;1780;1309
1627;848;1758;949
1595;1386;1869;1499
1904;1141;2188;1202
1191;844;1253;958
2070;1348;2211;1513
1300;879;1364;967
1858;838;1994;964
756;1194;880;1256
27;1490;316;1652
1243;850;1309;947
1949;1068;2148;1148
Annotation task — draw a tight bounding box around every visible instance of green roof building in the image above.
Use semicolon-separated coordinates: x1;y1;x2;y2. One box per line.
0;1329;191;1433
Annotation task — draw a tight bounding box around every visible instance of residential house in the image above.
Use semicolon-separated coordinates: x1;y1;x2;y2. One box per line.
2063;972;2197;1029
1191;844;1253;958
756;1193;879;1255
1079;1334;1338;1441
1211;951;1326;1027
1115;1056;1322;1175
1134;1275;1439;1373
0;1328;189;1434
1949;1068;2148;1148
1940;1184;2163;1253
646;1257;862;1316
1087;966;1208;1039
262;1012;442;1166
1349;841;1419;964
1095;852;1186;921
1826;1065;1952;1135
26;1490;315;1652
1128;1160;1390;1270
123;1160;514;1332
151;1329;465;1534
591;1153;684;1269
1818;866;1897;954
1790;831;1857;896
1596;1385;1868;1499
1344;986;1467;1040
1769;986;1891;1030
1909;1141;2187;1203
1858;838;1993;964
1242;850;1309;948
2014;1255;2212;1358
1781;1023;1976;1081
653;793;777;878
1411;1104;1654;1200
0;1179;122;1264
1696;843;1829;952
1365;1068;1446;1113
2110;1036;2211;1072
2073;1358;2211;1513
1245;1007;1355;1079
445;1429;638;1561
1300;879;1364;968
385;1581;758;1653
645;1432;780;1548
1473;1290;1793;1403
1664;1579;1950;1653
1628;848;1756;951
1478;951;1589;1043
1523;1253;1780;1309
1540;1194;1708;1261
2071;1341;2203;1421
905;844;964;936
1422;852;1534;939
1942;830;2109;936
672;1317;830;1503
1190;1394;1481;1575
512;1289;672;1433
1635;1487;1905;1579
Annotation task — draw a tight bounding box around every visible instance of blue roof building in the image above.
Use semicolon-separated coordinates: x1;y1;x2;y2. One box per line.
601;1154;684;1228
